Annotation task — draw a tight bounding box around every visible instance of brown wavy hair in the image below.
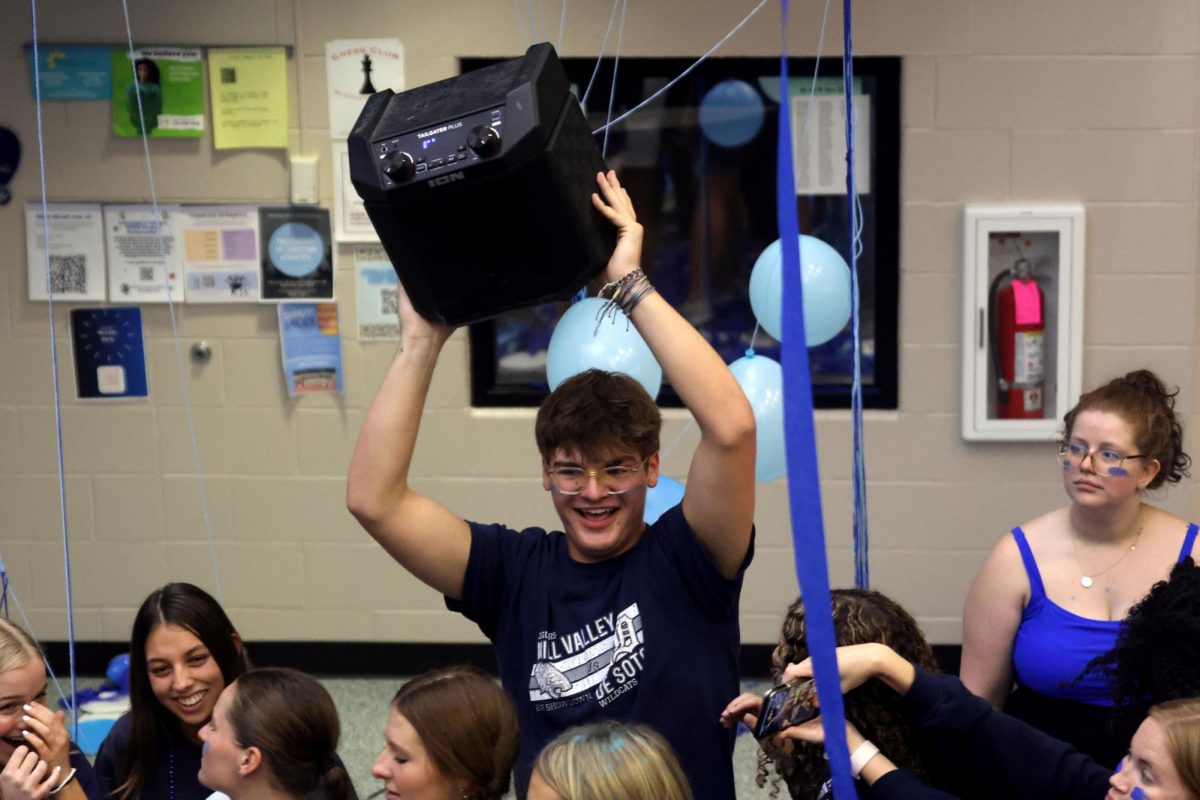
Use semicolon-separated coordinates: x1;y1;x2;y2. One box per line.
759;589;939;799
1063;369;1190;490
391;666;519;800
535;369;661;463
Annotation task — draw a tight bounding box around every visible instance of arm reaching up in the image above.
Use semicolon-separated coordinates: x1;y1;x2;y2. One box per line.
346;284;472;599
592;171;756;578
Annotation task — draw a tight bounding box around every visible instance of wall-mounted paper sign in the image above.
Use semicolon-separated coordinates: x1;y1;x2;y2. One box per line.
278;302;343;397
259;206;333;301
332;142;378;242
179;205;261;303
27;44;113;100
208;47;288;150
325;39;404;140
112;47;205;138
104;204;185;303
26;203;107;301
354;245;398;340
70;307;149;400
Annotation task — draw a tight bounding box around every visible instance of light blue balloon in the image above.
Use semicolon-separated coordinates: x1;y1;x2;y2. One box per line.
729;353;786;482
748;235;852;346
644;476;684;524
698;79;764;148
546;298;663;398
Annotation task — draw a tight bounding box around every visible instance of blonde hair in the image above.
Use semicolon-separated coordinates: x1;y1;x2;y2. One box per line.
0;618;38;674
534;721;691;800
1148;698;1200;798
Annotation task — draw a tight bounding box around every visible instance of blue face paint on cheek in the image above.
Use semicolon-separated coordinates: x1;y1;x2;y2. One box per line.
202;740;210;756
1131;787;1148;800
1107;466;1129;477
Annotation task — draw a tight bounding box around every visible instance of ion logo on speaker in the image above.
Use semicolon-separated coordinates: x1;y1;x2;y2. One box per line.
427;171;465;188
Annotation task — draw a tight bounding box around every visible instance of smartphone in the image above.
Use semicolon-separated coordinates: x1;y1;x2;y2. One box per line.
753;678;819;739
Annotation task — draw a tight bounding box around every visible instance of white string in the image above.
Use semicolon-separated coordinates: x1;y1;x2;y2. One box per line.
601;0;628;158
578;0;619;108
557;0;568;52
28;0;79;740
118;0;224;602
593;0;770;134
514;0;530;47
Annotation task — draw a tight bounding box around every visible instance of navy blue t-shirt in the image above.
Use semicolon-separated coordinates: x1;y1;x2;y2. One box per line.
447;503;752;800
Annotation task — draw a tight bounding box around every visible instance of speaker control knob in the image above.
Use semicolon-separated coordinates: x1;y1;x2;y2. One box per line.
382;151;415;182
467;125;501;157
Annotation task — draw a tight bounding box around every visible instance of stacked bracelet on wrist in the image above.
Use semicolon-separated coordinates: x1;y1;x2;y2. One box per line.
598;268;656;317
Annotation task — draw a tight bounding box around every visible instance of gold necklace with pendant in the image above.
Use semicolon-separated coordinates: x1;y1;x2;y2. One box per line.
1069;508;1143;589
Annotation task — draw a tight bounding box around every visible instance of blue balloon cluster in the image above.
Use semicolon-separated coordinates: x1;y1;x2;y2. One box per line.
644;476;685;524
728;352;786;482
545;298;663;399
749;235;852;346
698;79;765;148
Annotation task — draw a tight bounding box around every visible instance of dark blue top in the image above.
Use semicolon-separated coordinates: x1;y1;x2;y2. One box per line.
447;503;752;800
864;668;1112;800
68;744;100;800
1011;523;1198;705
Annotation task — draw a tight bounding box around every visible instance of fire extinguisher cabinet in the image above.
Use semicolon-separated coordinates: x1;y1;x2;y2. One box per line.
961;204;1085;442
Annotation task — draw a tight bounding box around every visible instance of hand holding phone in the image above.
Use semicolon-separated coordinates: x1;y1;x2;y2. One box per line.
752;678;819;739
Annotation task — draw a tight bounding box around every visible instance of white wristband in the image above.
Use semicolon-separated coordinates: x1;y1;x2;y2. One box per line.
49;767;77;796
849;740;881;779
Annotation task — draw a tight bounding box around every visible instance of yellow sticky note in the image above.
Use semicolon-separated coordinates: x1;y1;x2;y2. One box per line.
208;47;288;149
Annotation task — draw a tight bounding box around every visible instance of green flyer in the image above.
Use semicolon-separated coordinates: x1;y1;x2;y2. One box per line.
111;47;205;138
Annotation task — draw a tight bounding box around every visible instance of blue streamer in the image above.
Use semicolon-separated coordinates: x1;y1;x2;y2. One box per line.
842;0;869;589
777;1;854;797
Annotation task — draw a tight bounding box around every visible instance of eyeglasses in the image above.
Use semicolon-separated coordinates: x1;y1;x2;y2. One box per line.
1057;440;1146;473
546;456;650;495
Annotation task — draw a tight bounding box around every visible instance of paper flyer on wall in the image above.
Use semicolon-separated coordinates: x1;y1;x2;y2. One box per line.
790;80;871;196
278;302;344;396
178;205;261;303
259;206;334;301
354;245;398;340
208;47;289;150
70;307;149;400
325;39;405;140
26;203;107;301
26;44;112;100
332;142;377;242
111;47;205;138
104;204;185;303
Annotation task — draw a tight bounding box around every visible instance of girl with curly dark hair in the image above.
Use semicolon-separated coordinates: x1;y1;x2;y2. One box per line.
722;589;941;799
962;369;1197;766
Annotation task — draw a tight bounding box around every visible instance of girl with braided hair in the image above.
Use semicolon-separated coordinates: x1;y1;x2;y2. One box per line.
721;589;942;799
962;369;1197;766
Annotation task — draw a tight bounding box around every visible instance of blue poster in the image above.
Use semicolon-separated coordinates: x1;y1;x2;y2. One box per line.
70;307;149;399
27;45;112;101
278;302;344;396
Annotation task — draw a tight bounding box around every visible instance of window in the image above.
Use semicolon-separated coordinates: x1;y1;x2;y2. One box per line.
467;55;900;409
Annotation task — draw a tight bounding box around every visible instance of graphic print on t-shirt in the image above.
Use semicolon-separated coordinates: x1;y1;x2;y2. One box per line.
529;602;645;711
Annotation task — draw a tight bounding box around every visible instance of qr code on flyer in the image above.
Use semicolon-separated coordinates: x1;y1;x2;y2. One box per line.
379;287;398;316
48;255;87;294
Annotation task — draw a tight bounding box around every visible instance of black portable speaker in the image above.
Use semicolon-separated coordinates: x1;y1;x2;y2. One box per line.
348;43;614;326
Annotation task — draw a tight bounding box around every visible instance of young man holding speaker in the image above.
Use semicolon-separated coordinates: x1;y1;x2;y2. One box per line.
348;171;756;799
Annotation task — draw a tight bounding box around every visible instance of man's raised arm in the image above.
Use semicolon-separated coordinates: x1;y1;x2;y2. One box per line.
593;171;757;578
346;289;472;600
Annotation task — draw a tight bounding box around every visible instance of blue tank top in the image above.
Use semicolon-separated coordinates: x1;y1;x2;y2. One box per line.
1010;522;1198;705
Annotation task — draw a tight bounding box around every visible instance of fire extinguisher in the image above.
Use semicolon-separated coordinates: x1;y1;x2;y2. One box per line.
989;257;1045;419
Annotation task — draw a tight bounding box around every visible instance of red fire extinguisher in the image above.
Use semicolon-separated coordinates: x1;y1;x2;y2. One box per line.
989;257;1045;419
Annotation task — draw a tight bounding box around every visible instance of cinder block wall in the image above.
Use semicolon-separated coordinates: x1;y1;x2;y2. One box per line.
2;0;1197;645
